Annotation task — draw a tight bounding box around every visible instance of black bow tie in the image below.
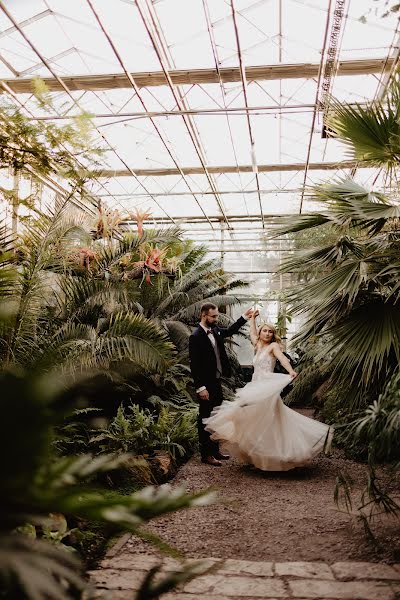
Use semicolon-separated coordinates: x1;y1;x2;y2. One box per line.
206;329;213;335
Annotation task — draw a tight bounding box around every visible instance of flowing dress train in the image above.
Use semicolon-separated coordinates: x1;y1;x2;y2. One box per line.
203;346;332;471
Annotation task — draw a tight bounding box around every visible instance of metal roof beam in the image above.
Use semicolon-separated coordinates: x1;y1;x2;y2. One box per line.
98;159;359;176
2;58;394;94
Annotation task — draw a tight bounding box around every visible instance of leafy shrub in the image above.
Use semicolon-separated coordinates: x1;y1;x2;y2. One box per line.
0;368;213;600
89;403;197;463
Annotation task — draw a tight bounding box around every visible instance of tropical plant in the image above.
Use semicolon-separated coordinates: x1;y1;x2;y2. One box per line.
89;403;197;463
0;366;214;600
334;367;400;546
272;74;400;546
0;82;219;599
131;244;247;350
130;207;153;236
0;203;182;380
284;362;330;407
272;178;400;415
325;74;400;181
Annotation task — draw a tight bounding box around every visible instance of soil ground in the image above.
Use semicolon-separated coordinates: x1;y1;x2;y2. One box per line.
127;411;400;565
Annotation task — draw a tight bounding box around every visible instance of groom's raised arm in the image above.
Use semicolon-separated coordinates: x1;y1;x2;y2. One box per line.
219;307;253;339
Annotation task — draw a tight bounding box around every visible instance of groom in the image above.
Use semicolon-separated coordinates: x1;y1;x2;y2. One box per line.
189;303;254;466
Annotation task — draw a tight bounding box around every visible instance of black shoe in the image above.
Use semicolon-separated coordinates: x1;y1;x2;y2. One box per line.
215;452;230;460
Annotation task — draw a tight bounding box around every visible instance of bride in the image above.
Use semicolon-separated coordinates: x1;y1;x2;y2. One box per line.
203;310;332;471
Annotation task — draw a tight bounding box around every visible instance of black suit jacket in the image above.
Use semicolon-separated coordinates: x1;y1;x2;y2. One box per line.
189;316;247;390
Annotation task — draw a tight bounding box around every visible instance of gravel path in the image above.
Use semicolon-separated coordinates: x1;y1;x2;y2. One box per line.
126;413;399;564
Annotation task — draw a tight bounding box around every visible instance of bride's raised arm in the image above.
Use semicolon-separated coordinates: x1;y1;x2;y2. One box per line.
249;309;259;347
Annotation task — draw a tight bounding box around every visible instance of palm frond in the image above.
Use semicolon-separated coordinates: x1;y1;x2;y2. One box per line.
4;202;82;362
0;222;16;300
269;213;330;237
320;298;400;388
272;179;398;239
326;81;400;177
58;276;134;322
281;236;366;274
163;320;192;350
96;226;183;272
99;311;176;372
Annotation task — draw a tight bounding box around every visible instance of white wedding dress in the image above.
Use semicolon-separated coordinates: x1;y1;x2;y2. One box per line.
203;346;332;471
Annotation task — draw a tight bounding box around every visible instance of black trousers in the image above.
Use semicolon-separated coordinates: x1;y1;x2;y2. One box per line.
197;380;223;459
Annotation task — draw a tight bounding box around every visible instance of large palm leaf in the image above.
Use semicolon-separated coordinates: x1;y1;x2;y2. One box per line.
273;179;398;238
31;313;175;376
95;226;183;274
272;178;400;409
321;298;400;387
1;201;92;364
0;222;15;300
58;276;138;324
325;76;400;177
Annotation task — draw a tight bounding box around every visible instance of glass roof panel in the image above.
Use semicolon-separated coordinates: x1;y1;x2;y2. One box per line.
0;0;398;236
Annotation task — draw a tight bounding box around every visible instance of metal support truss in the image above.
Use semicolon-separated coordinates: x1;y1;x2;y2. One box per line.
1;58;393;94
0;2;177;224
135;0;230;227
98;159;359;177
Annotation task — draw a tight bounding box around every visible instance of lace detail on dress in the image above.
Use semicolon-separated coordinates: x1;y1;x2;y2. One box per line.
252;346;276;381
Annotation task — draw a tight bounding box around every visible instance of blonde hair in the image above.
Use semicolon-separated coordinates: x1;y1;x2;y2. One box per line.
256;322;283;349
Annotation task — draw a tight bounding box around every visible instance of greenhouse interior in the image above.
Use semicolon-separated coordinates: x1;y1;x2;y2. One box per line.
1;0;400;598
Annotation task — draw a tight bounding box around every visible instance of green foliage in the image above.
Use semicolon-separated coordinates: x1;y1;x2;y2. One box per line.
284;363;329;407
352;368;400;465
89;403;197;462
0;368;214;600
123;243;248;354
0;85;231;600
275;76;400;549
325;75;400;181
0;97;101;186
0;208;179;379
273;178;400;413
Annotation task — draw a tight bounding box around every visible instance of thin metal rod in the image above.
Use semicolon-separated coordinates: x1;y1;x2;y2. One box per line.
230;0;264;227
136;0;229;226
19;47;76;77
203;0;249;216
0;9;52;39
29;103;319;121
85;0;212;228
98;159;359;176
299;0;333;214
